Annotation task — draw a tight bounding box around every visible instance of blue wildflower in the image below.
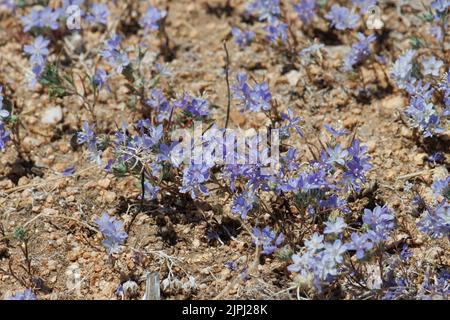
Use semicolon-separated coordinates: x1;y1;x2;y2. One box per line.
6;289;37;300
0;122;11;151
140;7;167;31
86;3;109;25
293;0;316;24
417;201;449;239
264;20;288;44
252;226;283;255
94;212;128;255
231;191;256;219
179;163;211;199
23;36;50;66
347;232;373;259
344;33;376;71
324;216;347;235
232;27;254;48
232;72;272;112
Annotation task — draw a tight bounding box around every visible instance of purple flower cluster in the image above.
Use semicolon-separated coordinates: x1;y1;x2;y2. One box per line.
341;140;373;192
347;232;373;259
232;72;272;112
94;212;128;255
324;216;347;235
280;108;303;138
145;89;172;123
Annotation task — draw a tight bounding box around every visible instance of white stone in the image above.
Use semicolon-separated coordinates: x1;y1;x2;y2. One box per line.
41;106;63;125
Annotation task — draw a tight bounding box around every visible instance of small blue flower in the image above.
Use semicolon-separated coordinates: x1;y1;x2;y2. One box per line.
40;7;61;30
6;289;37;300
344;33;376;71
94;212;128;255
21;7;62;32
352;0;377;13
0;86;9;119
92;68;108;91
231;191;256;219
232;72;272;112
323;239;346;263
293;0;316;24
264;20;288;44
247;0;281;21
391;50;416;89
179;163;211;199
280;108;302;138
324;123;349;137
362;205;395;243
417;201;449;239
422;56;444;77
431;0;450;12
0;122;11;152
347;232;373;259
61;166;76;176
140;7;167;31
324;144;349;166
325;5;360;30
77;122;102;165
324;216;347;235
100;35;129;74
24;36;50;66
143;181;160;200
252;226;283;255
86;3;109;25
232;27;254;48
304;232;324;252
